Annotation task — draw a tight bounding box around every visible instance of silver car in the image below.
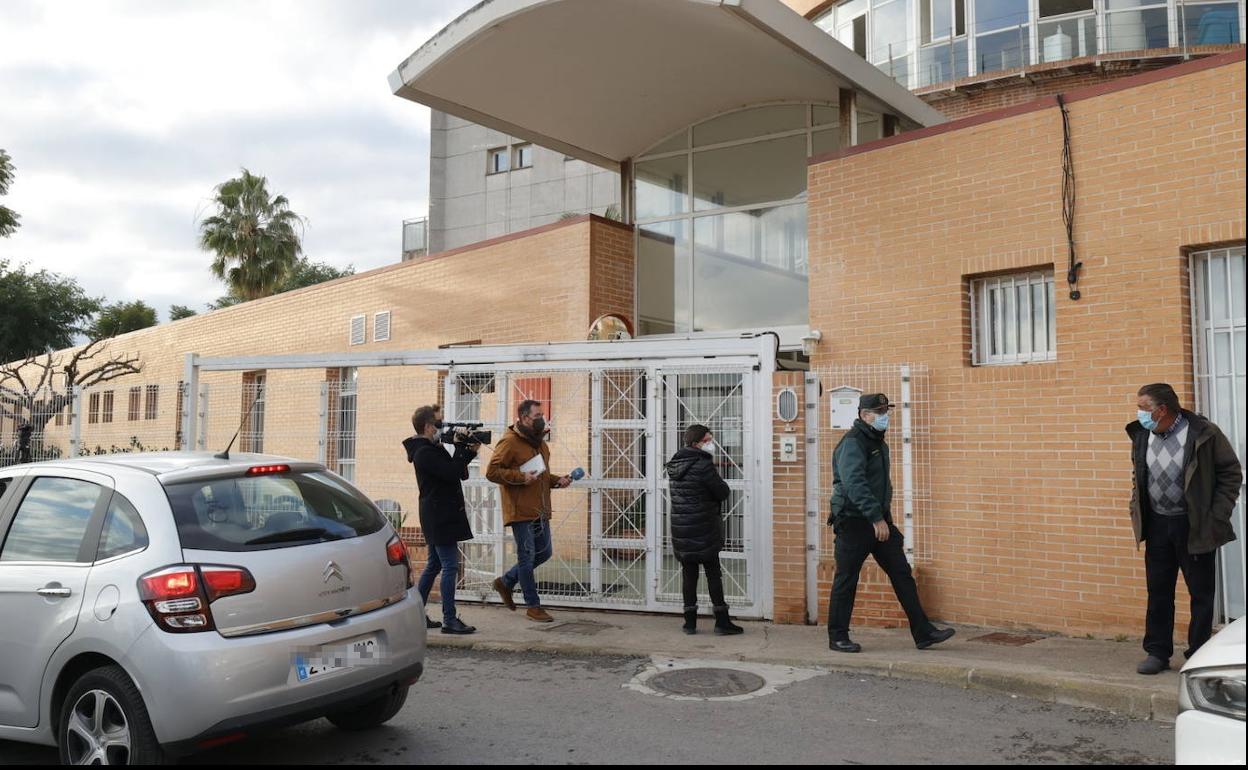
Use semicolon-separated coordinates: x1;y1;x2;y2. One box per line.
0;452;427;764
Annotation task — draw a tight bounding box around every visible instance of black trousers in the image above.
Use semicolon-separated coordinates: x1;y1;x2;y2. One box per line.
828;518;935;643
681;557;727;609
1144;512;1218;661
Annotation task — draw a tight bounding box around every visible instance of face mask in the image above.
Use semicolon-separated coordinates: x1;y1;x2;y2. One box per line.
872;412;891;431
1137;409;1158;431
700;441;716;456
532;418;547;436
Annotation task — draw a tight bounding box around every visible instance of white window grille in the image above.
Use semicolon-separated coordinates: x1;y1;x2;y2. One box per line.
373;311;391;343
970;269;1057;365
349;315;366;346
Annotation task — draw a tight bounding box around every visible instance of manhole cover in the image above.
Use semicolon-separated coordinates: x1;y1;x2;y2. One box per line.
648;667;767;698
538;621;610;636
970;632;1045;646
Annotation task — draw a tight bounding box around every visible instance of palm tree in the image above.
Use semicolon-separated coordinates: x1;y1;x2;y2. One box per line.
199;169;304;301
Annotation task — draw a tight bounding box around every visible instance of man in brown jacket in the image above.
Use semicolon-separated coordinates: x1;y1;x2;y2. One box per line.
1128;383;1242;675
486;399;571;622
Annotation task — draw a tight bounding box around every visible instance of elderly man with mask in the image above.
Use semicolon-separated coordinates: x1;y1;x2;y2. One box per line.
826;393;955;653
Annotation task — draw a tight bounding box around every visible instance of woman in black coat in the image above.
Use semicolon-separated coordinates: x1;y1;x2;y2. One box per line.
665;424;743;636
403;405;478;634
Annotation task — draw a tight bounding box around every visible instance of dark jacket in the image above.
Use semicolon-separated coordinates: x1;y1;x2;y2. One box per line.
403;435;477;546
665;447;732;564
1126;409;1242;555
828;419;892;526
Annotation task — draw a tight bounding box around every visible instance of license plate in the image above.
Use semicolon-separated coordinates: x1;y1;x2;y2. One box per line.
294;635;379;683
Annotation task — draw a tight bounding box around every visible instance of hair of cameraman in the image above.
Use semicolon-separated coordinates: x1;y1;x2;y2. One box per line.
412;404;442;436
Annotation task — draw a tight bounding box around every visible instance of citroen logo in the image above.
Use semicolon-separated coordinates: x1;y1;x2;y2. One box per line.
323;561;345;583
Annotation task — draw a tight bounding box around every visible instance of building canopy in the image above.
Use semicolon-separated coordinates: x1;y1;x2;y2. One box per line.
389;0;946;167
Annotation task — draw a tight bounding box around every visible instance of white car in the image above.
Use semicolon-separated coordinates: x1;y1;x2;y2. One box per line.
1176;616;1245;765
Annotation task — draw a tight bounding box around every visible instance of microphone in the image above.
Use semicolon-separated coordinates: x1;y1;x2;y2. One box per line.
569;467;585;482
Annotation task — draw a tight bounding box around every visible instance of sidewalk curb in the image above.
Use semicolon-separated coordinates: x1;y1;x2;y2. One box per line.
426;636;1178;723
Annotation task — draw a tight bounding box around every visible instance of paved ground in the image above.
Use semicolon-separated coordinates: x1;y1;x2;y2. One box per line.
0;647;1174;765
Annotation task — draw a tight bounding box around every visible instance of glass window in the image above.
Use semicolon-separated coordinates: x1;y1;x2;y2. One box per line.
693;105;807;147
513;144;533;169
691;205;809;332
871;0;914;63
646;130;688;156
813;105;840;127
693;135;808;211
1104;6;1171;51
1040;0;1094;15
971;270;1057;365
976;26;1031;72
635;155;688;220
1181;3;1241;44
637;221;691;335
163;471;386;552
919;39;971;85
923;0;955;41
241;372;265;454
101;391;113;424
1;477;105;563
975;0;1030;31
145;385;159;421
487;147;509;174
128;387;141;422
96;494;148;561
335;368;358;483
812;128;843;157
1040;16;1098;60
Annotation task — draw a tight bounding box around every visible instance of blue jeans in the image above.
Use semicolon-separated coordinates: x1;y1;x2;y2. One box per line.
418;544;461;623
503;519;553;608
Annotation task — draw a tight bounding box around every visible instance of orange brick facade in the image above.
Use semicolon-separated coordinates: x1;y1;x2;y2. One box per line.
807;53;1246;635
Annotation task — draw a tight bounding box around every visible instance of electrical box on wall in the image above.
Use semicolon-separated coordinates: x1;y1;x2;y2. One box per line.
779;435;798;462
829;386;863;430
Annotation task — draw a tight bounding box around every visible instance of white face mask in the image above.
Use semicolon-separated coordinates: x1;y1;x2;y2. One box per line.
700;440;716;456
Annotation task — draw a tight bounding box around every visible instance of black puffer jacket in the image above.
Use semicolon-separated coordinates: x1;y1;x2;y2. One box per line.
403;435;477;546
666;447;732;564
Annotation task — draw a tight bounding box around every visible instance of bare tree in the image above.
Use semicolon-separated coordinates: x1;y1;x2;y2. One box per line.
1;339;143;461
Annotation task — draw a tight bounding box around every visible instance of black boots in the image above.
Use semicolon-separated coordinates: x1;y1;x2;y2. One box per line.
682;607;698;635
713;605;744;636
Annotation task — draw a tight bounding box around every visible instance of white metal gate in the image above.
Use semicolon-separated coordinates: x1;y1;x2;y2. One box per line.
185;335;775;618
1191;244;1247;620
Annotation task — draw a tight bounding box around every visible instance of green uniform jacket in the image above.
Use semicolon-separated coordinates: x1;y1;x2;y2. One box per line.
828;419;892;525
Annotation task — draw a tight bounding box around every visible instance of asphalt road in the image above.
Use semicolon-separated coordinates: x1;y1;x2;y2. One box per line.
0;648;1174;765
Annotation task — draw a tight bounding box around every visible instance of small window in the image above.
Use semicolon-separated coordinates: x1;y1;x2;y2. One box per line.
971;270;1057;366
488;147;510;174
1;477;106;563
513;144;533;169
128;387;142;422
349;315;366;346
88;393;100;425
145;385;159;421
101;391;114;424
373;311;391;343
96;493;149;561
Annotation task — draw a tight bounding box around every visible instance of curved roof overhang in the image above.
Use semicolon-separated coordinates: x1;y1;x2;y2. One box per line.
389;0;946;168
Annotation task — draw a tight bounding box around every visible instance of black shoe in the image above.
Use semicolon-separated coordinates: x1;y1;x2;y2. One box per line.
682;608;697;635
1137;655;1170;675
440;617;476;635
712;606;744;636
829;638;862;653
425;616;442;630
916;627;956;650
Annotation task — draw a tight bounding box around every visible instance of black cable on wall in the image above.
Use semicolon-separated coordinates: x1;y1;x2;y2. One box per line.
1057;94;1083;301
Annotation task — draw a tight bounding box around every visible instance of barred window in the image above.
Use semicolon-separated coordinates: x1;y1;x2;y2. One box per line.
970;270;1057;365
145;385;159;420
128;387;142;422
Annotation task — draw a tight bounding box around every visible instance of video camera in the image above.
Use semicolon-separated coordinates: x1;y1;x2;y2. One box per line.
439;422;493;446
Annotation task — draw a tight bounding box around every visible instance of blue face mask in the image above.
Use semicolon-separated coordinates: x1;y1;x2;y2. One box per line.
873;412;891;431
1137;409;1158;431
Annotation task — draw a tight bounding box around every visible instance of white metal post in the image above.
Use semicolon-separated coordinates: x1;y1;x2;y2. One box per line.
644;369;661;608
804;372;822;625
69;386;83;458
317;382;329;465
900;365;916;564
590;370;604;599
181;353;198;453
494;372;509;580
196;384;210;451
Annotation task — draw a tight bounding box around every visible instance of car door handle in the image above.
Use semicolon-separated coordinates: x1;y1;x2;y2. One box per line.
37;586;73;598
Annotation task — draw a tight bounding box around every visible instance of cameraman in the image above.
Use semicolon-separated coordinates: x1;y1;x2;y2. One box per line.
403;404;479;635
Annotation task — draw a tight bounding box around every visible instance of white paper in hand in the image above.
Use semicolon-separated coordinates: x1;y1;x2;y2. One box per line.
519;453;546;476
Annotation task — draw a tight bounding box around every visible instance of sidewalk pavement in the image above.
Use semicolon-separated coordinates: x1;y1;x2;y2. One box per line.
427;603;1181;722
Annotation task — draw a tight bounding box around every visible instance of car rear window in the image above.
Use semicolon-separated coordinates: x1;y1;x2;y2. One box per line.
163;471;386;552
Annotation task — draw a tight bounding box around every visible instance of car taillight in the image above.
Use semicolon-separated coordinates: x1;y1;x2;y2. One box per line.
138;565;255;634
246;464;290;476
386;536;414;589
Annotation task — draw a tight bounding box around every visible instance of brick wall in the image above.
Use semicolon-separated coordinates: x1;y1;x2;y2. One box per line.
589;219;636;330
771;372;809;623
807;53;1246;635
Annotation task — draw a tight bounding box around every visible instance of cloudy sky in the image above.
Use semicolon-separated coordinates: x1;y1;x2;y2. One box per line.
0;0;475;319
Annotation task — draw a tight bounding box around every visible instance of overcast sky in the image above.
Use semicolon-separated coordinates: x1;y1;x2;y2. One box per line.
0;0;475;319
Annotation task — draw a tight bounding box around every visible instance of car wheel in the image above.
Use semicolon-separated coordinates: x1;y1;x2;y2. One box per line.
58;665;164;765
326;685;409;731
